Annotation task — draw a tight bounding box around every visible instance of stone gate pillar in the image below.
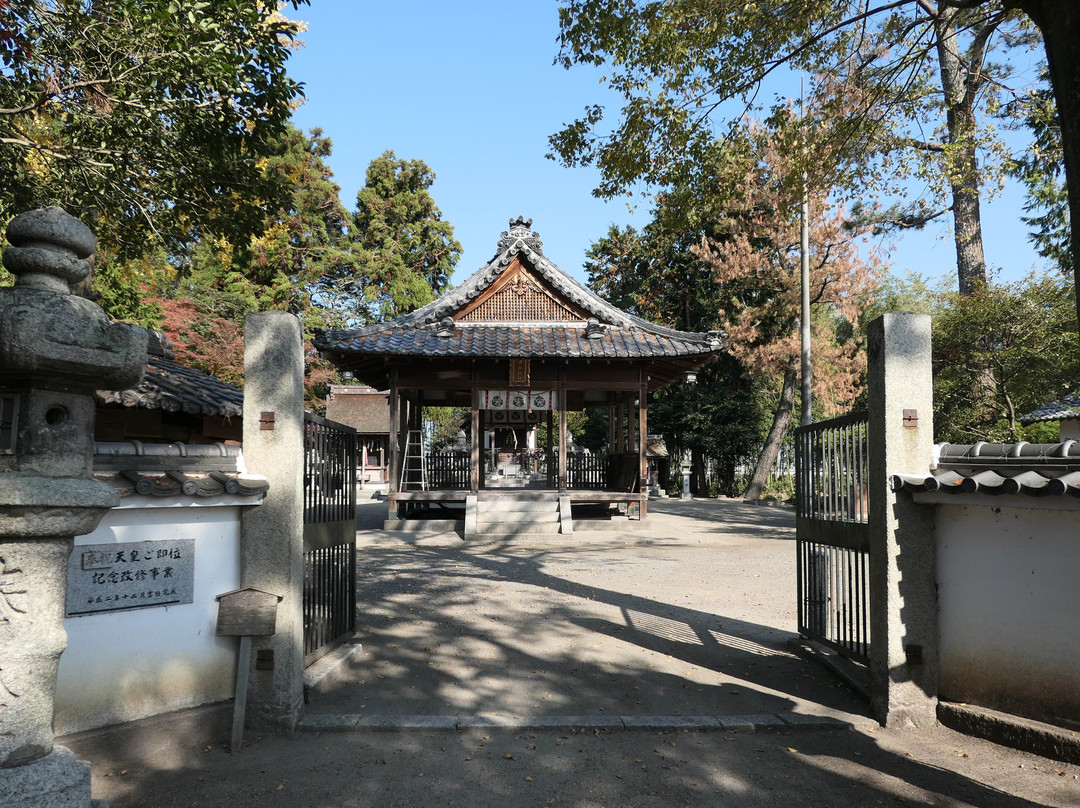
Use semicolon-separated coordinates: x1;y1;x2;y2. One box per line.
0;207;146;805
867;312;937;727
239;312;305;732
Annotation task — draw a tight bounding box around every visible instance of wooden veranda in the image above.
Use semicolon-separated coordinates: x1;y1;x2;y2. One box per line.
314;217;725;534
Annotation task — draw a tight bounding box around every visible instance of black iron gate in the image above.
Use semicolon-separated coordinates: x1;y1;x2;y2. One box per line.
794;410;871;664
303;412;357;665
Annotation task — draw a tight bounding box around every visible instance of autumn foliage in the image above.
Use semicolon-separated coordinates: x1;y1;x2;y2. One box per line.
694;122;881;418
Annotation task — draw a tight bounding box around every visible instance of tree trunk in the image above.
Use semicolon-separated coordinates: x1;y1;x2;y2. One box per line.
935;6;987;295
744;356;798;501
1018;0;1080;329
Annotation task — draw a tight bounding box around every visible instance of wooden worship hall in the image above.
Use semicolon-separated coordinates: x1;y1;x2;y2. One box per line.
314;217;724;535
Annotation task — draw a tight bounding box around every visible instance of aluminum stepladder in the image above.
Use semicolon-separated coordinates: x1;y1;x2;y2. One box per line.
400;429;428;491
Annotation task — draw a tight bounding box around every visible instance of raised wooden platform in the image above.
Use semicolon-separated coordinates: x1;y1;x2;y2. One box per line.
386;488;646;535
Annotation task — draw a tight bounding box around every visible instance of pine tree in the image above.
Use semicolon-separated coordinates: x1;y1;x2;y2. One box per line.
348;150;462;323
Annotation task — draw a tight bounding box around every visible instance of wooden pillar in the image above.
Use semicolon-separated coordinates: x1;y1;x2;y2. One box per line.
557;383;568;492
388;376;400;496
614;396;625;453
470;382;480;492
546;410;554;488
607;393;617;453
638;376;648;517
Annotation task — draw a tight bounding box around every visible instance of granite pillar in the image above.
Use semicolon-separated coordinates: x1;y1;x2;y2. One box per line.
239;312;305;733
866;312;938;727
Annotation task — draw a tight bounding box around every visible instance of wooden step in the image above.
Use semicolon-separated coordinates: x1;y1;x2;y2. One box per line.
474;521;562;535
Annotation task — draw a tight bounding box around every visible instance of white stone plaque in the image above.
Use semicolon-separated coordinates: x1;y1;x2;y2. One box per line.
65;539;195;616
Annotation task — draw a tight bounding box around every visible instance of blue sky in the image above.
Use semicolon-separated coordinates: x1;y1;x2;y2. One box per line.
287;1;1050;290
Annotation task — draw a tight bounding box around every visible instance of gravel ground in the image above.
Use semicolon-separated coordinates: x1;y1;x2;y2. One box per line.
311;497;864;721
60;497;1080;807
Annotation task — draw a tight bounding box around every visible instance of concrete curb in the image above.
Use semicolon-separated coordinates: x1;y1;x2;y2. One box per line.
787;638;872;703
937;701;1080;765
303;638;364;703
298;711;877;734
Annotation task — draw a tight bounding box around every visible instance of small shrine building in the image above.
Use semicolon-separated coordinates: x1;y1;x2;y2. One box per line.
314;217;724;533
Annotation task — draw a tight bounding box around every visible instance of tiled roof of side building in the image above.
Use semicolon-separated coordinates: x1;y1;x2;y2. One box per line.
1019;392;1080;424
891;440;1080;497
95;330;243;418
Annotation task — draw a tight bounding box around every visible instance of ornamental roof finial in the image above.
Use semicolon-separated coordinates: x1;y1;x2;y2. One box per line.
496;215;543;255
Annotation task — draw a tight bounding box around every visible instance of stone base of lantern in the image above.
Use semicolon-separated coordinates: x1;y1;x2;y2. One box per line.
0;746;104;808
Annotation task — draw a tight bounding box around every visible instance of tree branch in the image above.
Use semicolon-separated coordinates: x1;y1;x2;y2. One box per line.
895;136;947;152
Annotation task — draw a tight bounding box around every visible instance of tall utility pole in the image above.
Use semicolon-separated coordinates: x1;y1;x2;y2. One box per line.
799;82;812;427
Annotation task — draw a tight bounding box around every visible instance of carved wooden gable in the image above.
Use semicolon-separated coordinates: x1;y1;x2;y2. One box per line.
456;257;588;323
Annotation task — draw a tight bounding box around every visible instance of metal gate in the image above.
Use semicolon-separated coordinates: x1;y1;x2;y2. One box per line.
794;410;871;664
303;412;357;665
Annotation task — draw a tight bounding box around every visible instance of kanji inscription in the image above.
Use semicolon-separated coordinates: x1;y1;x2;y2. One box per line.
65;540;195;616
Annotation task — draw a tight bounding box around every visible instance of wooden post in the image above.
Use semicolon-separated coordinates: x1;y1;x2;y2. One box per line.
639;376;648;516
607;393;617;453
388;380;400;496
471;382;480;492
231;635;251;752
546;410;554;488
558;382;568;492
615;397;625;453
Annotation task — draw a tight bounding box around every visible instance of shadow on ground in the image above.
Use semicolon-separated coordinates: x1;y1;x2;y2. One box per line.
59;498;1080;807
309;538;864;720
64;704;1076;807
321;498;838;719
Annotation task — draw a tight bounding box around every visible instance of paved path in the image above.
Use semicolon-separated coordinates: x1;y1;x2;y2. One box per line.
60;497;1080;807
308;497;868;728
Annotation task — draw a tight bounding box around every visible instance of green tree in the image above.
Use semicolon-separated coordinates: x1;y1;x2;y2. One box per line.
933;274;1079;442
692;120;880;499
585;186;766;495
156;124;360;406
0;0;306;258
855;270;1078;441
349;150;462;323
550;2;1049;296
1008;74;1071;275
172;125;362;326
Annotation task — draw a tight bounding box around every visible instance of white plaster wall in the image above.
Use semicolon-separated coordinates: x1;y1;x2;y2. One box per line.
936;502;1080;726
56;499;249;735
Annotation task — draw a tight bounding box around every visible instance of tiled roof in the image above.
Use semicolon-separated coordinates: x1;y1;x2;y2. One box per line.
95;331;243;418
317;323;719;360
94;442;267;501
1019;392;1080;424
325;386;390;434
314;217;724;362
891;441;1080;498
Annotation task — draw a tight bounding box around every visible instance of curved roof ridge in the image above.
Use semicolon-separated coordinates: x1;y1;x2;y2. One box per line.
316;224;723;349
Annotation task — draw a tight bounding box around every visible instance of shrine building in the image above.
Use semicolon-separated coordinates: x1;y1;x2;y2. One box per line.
313;217;724;535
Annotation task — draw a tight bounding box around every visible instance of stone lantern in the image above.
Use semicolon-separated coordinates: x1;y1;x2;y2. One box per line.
0;207;146;805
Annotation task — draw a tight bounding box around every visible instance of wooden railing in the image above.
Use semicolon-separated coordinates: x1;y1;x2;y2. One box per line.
426;451;470;489
567;452;606;489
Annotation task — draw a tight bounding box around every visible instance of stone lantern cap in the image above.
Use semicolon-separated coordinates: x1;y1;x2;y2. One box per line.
0;206;146;390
